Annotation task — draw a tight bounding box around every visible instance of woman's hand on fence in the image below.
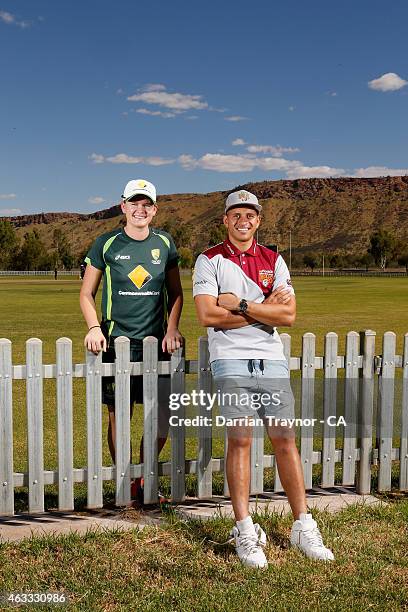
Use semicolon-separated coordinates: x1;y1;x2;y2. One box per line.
162;328;183;354
263;285;292;305
84;327;107;354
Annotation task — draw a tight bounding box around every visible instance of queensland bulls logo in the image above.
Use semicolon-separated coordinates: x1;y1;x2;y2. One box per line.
259;269;274;288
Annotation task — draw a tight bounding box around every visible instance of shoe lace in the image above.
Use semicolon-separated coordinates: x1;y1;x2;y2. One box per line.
301;525;324;548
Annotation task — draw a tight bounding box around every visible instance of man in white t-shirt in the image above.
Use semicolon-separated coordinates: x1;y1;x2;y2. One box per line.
193;189;334;569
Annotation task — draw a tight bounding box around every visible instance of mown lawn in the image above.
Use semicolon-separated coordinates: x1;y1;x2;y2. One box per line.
0;502;407;611
0;275;407;497
1;276;407;610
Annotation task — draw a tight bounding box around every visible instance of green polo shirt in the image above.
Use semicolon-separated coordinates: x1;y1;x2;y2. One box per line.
85;227;178;340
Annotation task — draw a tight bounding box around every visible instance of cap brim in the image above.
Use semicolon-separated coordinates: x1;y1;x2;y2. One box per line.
122;189;156;204
225;202;262;213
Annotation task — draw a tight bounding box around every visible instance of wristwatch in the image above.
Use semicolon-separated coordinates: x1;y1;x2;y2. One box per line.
238;298;248;314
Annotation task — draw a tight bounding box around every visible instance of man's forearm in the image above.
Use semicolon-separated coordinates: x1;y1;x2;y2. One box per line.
246;301;295;327
201;306;255;329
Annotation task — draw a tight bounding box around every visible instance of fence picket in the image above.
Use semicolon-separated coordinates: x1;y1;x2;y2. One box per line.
300;333;315;489
342;332;359;485
86;348;103;508
143;337;158;504
274;333;292;492
378;332;396;491
197;337;212;498
171;342;186;502
356;330;376;494
56;338;74;511
0;339;13;515
399;333;408;490
26;338;44;513
114;337;131;506
322;333;338;487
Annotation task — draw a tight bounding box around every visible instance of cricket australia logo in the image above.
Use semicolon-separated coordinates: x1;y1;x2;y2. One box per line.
151;248;161;264
259;269;274;288
128;265;152;289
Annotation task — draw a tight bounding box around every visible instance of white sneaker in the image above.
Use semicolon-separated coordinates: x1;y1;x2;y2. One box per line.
230;523;268;569
290;514;334;561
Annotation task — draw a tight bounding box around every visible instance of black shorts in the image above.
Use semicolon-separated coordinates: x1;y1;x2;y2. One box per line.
102;336;170;407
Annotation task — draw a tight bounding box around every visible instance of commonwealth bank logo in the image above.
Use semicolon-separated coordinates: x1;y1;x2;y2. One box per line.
128;265;152;289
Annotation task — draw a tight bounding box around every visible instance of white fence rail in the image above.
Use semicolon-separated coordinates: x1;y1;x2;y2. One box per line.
0;331;407;516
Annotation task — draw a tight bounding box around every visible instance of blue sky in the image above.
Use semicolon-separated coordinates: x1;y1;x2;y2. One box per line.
1;0;407;215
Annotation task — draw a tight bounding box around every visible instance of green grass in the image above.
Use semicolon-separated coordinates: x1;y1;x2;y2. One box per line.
1;276;407;506
0;501;407;611
1;277;408;610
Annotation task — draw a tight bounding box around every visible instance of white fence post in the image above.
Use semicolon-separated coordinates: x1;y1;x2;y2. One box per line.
0;339;13;515
342;331;359;486
56;338;74;511
143;337;159;504
114;337;131;506
322;332;338;487
377;332;396;492
171;342;186;502
86;348;103;509
300;333;315;489
197;337;212;498
26;338;44;513
399;333;408;490
275;333;292;492
356;330;376;494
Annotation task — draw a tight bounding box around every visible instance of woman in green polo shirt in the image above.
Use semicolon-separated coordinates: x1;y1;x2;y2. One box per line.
80;179;183;500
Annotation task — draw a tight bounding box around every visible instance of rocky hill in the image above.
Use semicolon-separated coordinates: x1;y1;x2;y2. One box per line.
5;176;408;257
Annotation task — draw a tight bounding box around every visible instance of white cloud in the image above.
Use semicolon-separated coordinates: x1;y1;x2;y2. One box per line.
178;153;300;173
88;196;106;205
89;153;175;166
232;138;246;146
185;115;199;120
353;166;408;178
368;72;408;92
136;108;177;118
0;11;29;28
0;208;22;216
246;144;300;156
0;193;17;200
89;153;105;164
127;84;208;111
224;115;249;122
288;106;295;112
285;165;345;179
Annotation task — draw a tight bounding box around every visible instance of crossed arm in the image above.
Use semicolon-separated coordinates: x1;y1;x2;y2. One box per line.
194;285;296;329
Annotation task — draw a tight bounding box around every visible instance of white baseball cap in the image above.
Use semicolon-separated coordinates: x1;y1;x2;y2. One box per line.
225;190;262;213
122;179;157;204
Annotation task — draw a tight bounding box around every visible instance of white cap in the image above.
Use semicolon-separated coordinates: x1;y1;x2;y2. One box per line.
225;190;262;213
122;179;157;204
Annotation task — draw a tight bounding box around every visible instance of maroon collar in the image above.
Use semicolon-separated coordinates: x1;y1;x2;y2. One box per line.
223;238;257;257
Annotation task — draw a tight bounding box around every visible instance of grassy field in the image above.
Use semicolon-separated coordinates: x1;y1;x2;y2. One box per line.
1;275;407;484
1;502;407;611
1;276;408;610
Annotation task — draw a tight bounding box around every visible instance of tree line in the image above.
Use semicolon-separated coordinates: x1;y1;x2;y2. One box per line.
0;221;79;271
293;230;408;272
0;220;407;271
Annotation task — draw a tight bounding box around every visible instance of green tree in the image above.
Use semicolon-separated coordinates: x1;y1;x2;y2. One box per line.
397;252;408;273
303;253;318;271
53;228;74;269
0;219;18;269
368;229;396;270
14;230;49;271
208;223;226;246
358;253;374;271
178;247;193;269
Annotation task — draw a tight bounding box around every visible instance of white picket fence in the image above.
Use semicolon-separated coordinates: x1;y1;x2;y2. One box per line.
0;331;407;516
